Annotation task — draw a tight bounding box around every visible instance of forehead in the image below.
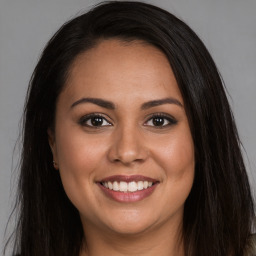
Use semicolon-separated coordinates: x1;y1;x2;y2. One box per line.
61;39;183;106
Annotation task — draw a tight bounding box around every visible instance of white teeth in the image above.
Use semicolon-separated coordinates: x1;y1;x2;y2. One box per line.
108;181;113;190
119;181;128;192
137;181;144;190
113;181;119;191
102;180;154;192
128;181;137;192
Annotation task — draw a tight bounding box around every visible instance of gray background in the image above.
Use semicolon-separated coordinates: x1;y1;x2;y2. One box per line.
1;0;256;252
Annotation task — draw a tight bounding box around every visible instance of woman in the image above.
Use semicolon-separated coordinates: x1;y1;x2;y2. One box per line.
6;1;255;255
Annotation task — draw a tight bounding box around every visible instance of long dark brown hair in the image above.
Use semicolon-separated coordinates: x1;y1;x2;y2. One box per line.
5;1;254;255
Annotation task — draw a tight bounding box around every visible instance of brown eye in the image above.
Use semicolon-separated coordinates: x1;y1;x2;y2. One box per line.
79;114;112;127
91;116;104;126
152;117;165;126
145;114;177;127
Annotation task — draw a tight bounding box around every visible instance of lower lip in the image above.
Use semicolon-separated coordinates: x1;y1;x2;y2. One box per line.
98;183;158;203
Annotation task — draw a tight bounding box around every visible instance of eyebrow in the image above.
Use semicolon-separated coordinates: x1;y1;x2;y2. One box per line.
141;98;183;110
70;98;115;109
70;97;183;110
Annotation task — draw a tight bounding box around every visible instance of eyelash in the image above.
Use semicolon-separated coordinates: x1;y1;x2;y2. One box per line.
78;113;177;128
144;113;177;128
78;113;112;128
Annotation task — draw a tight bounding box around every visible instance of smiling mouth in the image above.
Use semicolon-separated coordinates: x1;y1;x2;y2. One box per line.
100;180;155;192
97;175;159;202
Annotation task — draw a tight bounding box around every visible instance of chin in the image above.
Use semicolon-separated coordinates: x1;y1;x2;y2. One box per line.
102;210;159;236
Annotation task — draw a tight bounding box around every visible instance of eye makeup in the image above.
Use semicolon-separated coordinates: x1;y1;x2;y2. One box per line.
78;113;112;128
78;111;177;131
144;113;178;128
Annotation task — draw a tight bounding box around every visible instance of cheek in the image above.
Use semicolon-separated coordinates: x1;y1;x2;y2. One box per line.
54;127;107;205
151;129;195;214
153;129;195;180
56;136;95;176
55;125;107;174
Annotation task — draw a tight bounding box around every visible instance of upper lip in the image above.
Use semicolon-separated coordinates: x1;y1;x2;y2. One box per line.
98;175;158;183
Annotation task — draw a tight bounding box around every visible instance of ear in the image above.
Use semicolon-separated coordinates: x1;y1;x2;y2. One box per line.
47;128;59;169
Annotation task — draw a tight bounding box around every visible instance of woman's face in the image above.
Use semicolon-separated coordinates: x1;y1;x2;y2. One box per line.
49;39;195;236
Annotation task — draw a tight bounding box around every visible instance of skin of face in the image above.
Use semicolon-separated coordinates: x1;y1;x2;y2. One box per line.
48;39;195;255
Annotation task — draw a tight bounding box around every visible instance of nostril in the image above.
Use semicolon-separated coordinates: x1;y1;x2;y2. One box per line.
107;133;149;164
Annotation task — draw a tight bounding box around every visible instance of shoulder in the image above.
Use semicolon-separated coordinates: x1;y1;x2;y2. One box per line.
245;234;256;256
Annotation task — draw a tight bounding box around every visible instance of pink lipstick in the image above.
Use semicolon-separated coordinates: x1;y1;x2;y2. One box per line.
97;175;159;203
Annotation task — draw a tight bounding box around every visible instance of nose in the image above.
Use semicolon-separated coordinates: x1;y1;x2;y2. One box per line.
107;125;148;165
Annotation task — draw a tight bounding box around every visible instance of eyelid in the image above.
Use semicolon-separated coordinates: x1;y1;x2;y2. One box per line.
78;113;113;127
78;112;177;129
144;112;177;127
